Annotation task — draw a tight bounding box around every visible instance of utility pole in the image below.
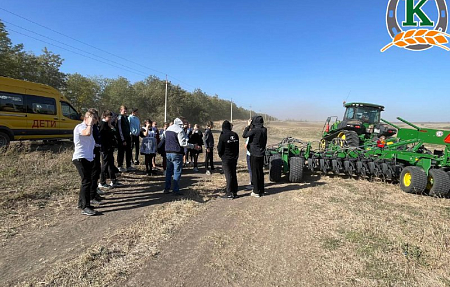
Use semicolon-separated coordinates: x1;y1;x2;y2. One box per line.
230;98;233;123
164;75;168;123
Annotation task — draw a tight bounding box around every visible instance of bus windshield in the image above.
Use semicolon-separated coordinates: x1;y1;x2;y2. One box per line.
344;106;380;124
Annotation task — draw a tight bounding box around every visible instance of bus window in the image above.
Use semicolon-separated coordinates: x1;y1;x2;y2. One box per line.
26;95;56;115
0;92;25;112
61;101;80;120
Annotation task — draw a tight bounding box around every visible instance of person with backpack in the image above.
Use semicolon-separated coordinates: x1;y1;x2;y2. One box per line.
217;120;239;199
141;119;158;176
243;116;267;198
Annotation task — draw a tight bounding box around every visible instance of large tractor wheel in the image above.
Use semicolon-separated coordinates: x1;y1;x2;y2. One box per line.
269;155;283;182
0;131;10;148
289;157;304;183
427;169;450;197
400;166;427;194
337;130;359;148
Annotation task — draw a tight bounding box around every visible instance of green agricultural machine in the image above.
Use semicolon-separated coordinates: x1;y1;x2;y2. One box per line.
266;107;450;197
321;102;397;148
265;137;310;183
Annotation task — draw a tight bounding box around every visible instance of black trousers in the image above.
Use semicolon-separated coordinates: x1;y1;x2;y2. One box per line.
73;158;93;209
100;150;116;185
144;153;156;173
117;137;132;168
131;135;140;162
250;156;265;195
205;149;214;170
222;159;238;195
90;147;101;199
191;151;200;168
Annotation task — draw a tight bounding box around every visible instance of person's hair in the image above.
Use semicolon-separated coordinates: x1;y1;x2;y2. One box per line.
132;108;138;113
120;105;127;111
144;119;152;125
88;108;98;117
84;111;94;119
102;110;112;118
194;124;199;129
206;121;213;128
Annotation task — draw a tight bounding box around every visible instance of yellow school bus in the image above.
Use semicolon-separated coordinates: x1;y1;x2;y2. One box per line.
0;76;81;147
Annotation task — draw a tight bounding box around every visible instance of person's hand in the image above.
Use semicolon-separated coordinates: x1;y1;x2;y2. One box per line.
194;144;201;151
86;115;94;126
207;148;210;153
247;119;252;126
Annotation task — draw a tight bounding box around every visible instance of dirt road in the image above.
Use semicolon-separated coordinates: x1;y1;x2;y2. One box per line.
2;121;450;287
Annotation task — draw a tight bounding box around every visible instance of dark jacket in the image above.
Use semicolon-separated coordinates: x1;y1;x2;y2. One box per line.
164;118;194;154
242;116;267;157
218;121;239;161
99;120;115;153
203;127;214;148
118;114;131;142
189;130;203;153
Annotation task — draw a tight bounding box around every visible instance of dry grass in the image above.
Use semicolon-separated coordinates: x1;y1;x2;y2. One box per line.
18;200;203;287
0;142;79;243
4;121;450;287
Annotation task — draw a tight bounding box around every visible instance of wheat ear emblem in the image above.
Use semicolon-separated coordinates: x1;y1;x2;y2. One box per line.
381;29;450;52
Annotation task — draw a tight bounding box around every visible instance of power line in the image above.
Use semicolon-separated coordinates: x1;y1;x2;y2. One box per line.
4;20;153;77
7;28;149;77
0;7;198;89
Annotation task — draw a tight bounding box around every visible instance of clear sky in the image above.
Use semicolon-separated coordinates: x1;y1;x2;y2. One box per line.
1;0;449;122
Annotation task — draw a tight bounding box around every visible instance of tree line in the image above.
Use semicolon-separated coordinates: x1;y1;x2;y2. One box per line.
0;20;269;125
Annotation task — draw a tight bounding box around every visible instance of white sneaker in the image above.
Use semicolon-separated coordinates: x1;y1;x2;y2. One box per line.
250;192;261;198
206;170;211;175
98;183;110;189
110;181;122;188
118;167;126;172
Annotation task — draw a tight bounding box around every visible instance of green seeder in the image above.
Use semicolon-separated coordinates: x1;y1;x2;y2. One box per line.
266;104;450;197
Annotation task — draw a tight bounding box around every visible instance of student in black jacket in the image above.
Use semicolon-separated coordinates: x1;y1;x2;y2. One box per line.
218;120;240;199
242;116;267;197
203;121;215;174
99;110;118;188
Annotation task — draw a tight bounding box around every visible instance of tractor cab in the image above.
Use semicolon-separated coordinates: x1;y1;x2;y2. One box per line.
322;102;397;148
343;103;382;125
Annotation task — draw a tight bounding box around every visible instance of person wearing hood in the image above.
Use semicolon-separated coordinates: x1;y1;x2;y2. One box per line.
217;120;240;199
203;121;215;175
162;117;201;195
243;116;267;197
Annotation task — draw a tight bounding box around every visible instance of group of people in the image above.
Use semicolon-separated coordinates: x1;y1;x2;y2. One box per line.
72;105;268;216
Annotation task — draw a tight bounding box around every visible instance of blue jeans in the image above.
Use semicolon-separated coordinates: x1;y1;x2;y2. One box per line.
165;153;184;193
247;154;252;184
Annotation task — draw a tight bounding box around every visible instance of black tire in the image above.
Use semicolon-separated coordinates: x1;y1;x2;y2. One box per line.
400;166;428;194
269;155;282;182
289;157;304;183
339;130;359;147
427;169;450;197
0;131;10;148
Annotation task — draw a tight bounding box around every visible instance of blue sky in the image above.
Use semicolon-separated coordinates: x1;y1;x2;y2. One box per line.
1;0;449;121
